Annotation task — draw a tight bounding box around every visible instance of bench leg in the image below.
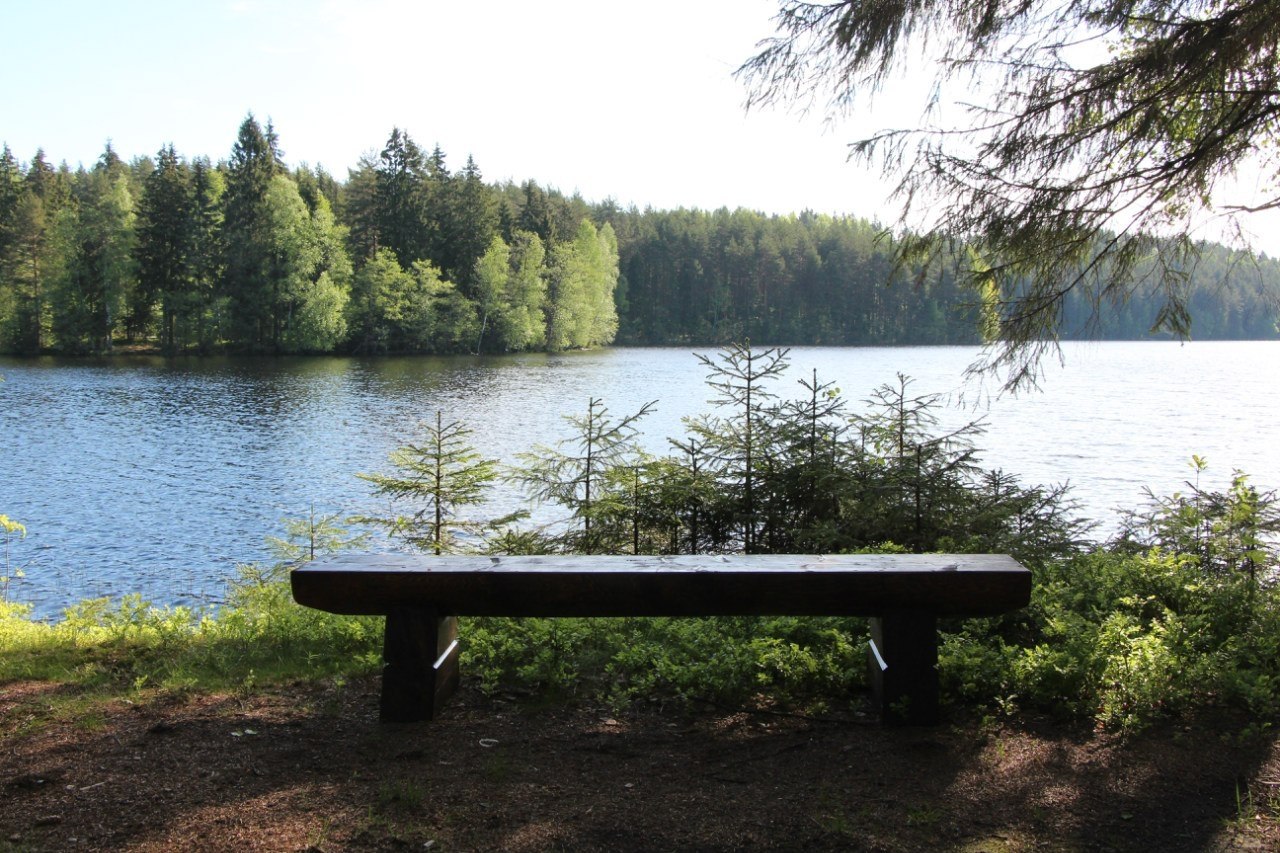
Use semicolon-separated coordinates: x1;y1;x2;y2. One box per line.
380;608;460;723
868;612;939;726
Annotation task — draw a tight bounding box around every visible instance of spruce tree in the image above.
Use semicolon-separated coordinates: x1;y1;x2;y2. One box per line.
136;144;193;351
374;128;430;267
5;150;68;353
421;145;450;273
358;412;501;555
741;0;1280;386
441;155;497;294
516;398;655;553
688;343;790;553
0;146;20;263
518;180;556;247
342;157;381;262
0;146;22;347
221;115;280;349
187;158;223;350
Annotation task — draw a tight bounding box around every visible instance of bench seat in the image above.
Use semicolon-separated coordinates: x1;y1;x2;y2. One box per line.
291;553;1031;725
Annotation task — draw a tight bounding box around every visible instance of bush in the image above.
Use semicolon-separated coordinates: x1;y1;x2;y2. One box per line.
462;615;866;710
941;547;1280;730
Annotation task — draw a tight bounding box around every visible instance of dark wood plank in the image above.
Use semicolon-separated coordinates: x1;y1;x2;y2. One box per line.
291;553;1030;618
379;609;459;723
868;612;939;726
432;615;460;717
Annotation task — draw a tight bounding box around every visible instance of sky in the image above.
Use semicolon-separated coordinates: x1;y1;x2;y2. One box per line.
0;0;908;222
4;0;1276;254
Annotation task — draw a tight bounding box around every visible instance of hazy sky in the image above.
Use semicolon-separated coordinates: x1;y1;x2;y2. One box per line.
0;0;909;221
6;0;1275;254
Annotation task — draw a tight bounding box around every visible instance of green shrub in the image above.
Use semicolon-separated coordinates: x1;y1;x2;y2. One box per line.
941;546;1280;730
0;564;383;693
462;615;866;709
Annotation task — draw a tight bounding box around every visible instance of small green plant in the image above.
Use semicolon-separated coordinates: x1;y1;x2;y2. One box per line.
265;505;368;563
376;778;426;812
905;803;942;827
1118;457;1280;581
0;514;29;600
811;788;859;837
358;412;507;554
515;397;655;554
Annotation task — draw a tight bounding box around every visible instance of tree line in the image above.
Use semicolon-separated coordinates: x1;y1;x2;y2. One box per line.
0;118;619;355
2;116;1277;356
608;207;1280;345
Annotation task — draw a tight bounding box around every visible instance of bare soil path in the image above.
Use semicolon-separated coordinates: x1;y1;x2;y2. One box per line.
2;678;1277;852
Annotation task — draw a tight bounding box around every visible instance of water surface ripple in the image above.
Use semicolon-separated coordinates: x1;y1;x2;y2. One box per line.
2;342;1276;618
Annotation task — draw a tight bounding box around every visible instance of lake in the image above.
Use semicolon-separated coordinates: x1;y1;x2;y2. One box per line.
2;341;1277;618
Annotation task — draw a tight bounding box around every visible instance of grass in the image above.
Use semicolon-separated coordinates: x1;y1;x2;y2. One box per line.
377;778;427;812
0;568;386;699
3;542;1280;737
0;558;1276;853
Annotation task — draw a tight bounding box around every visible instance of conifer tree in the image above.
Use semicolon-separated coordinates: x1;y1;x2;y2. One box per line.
374;128;430;266
342;157;381;262
187;158;224;350
851;374;985;552
137;144;193;350
3;150;68;353
421;145;450;272
52;146;136;353
0;146;20;262
221;114;281;349
517;398;655;553
688;343;790;553
740;0;1280;385
518;180;556;247
767;369;853;551
0;146;23;347
358;412;501;555
442;155;497;293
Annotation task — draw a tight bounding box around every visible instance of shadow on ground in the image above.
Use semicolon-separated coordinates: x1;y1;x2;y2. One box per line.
1;677;1276;852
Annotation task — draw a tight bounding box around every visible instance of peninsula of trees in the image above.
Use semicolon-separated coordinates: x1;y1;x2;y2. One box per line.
1;116;1277;356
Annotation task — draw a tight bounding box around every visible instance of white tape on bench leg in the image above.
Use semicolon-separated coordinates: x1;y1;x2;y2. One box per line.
868;638;888;672
434;638;460;671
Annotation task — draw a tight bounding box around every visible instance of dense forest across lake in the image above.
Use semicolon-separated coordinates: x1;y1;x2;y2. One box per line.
2;117;1278;356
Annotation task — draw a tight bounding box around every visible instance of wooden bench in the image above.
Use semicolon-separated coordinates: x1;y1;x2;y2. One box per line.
290;553;1031;725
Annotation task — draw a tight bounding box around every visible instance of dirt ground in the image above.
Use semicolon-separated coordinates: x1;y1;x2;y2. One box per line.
1;677;1277;852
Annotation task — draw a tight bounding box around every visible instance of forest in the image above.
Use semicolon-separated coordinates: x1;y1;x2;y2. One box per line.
1;116;1278;356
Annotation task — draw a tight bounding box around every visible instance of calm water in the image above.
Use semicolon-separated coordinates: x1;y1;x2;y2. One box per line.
2;342;1277;617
